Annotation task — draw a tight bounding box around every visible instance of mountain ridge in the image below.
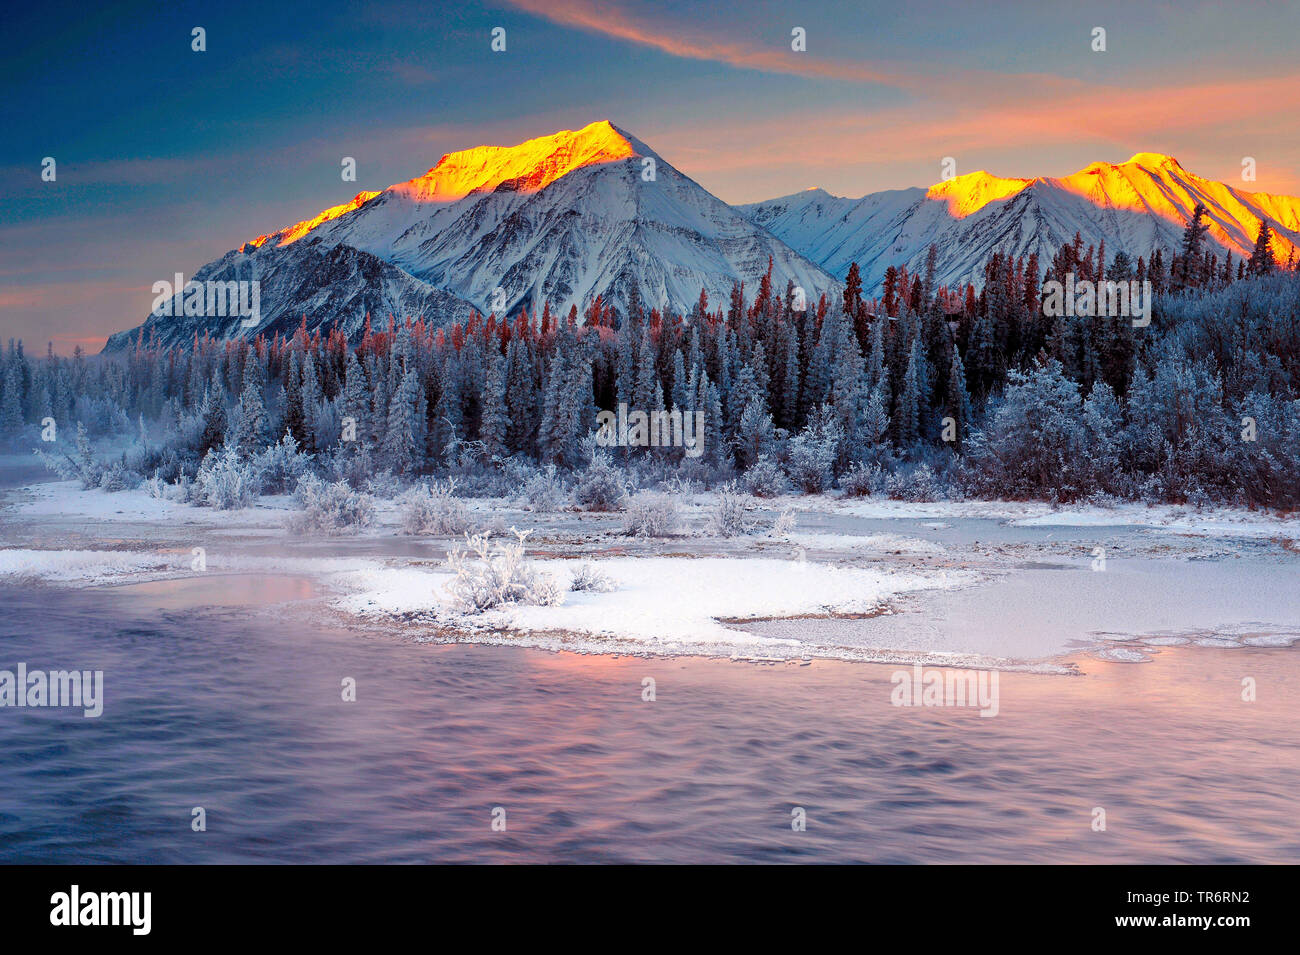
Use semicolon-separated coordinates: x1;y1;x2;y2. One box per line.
739;152;1300;295
107;120;835;350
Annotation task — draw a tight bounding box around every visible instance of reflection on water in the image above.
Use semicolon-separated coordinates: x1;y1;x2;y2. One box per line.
0;580;1296;863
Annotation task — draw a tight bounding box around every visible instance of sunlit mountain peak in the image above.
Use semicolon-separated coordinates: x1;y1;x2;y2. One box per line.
246;191;382;250
1123;152;1185;169
925;170;1034;218
390;119;640;202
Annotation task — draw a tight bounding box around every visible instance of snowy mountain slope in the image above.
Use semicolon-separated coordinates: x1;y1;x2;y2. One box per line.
107;121;837;350
263;120;837;318
103;238;477;350
738;154;1300;294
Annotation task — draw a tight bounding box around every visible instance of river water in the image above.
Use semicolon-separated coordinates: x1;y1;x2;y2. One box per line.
1;575;1296;863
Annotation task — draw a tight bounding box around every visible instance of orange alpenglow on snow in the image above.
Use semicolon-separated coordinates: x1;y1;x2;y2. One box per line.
924;153;1299;260
1051;153;1300;259
390;119;638;201
926;170;1033;217
248;191;382;249
246;120;638;250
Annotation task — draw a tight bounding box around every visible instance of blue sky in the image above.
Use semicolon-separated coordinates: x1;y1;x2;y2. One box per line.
4;0;1299;348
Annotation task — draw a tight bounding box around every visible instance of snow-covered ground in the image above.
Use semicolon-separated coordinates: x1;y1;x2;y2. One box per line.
2;475;1297;671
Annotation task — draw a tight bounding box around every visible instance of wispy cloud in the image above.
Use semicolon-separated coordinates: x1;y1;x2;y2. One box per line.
503;0;1075;99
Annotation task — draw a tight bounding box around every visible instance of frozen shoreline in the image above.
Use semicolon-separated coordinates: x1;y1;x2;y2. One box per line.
2;477;1297;671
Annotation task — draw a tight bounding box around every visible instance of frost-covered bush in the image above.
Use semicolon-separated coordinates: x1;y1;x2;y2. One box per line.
770;506;797;536
785;417;842;493
659;474;702;497
72;396;130;437
142;471;167;499
364;469;404;500
520;464;568;513
573;452;628;511
125;442;187;485
743;454;788;498
446;528;563;612
193;447;260;509
398;479;469;535
569;560;617;593
253;431;313;494
622;492;681;537
885;462;944;502
288;474;375;535
840;461;885;497
706;483;753;537
319;444;377;490
64;422;104;489
98;461;136;493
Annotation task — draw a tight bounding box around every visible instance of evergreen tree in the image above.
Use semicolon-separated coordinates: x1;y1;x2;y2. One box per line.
480;348;509;460
946;349;973;451
197;368;227;456
1247;220;1276;276
231;356;269;454
1178;204;1210;287
383;367;421;475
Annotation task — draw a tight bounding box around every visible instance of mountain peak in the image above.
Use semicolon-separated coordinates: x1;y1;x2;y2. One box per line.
926;170;1033;217
1123;151;1184;170
393;120;641;202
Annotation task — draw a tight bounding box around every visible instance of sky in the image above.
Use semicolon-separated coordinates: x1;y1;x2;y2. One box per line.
3;0;1299;351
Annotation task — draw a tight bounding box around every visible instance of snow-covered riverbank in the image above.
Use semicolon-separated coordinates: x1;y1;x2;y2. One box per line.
2;476;1297;670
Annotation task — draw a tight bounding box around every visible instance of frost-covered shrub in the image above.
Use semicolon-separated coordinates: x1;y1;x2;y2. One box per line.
573;452;627;511
706;483;753;537
840;461;884;497
319;444;376;490
622;492;681;537
72;396;130;436
398;479;469;535
785;418;841;493
885;462;944;502
743;454;789;498
520;464;568;513
125;442;186;485
98;461;136;493
364;469;404;500
446;528;563;612
62;422;104;489
658;474;703;498
193;447;260;509
253;431;313;494
289;474;375;535
142;471;167;499
569;560;617;593
770;506;797;536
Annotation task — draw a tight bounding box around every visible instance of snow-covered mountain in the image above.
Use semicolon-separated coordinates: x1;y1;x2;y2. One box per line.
103;238;477;351
107;121;836;350
738;153;1300;294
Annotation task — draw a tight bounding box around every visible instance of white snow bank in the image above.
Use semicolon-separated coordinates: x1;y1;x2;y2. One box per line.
333;555;970;648
0;548;184;584
0;547;382;586
1008;505;1296;538
794;495;1297;537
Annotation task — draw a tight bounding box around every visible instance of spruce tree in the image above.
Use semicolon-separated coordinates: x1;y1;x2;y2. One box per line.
1247;221;1276;276
1178;204;1210;287
479;349;508;460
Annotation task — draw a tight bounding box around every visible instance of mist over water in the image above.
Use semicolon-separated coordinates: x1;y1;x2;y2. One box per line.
0;580;1295;864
